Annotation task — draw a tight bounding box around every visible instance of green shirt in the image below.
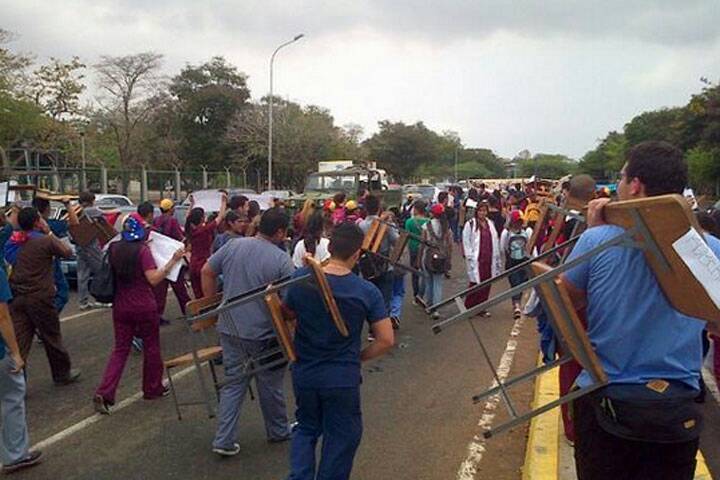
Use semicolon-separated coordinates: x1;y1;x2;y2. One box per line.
404;216;430;252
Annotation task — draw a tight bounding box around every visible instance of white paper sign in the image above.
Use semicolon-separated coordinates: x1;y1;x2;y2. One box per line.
465;198;478;209
147;231;185;282
0;182;8;208
672;229;720;310
191;191;222;212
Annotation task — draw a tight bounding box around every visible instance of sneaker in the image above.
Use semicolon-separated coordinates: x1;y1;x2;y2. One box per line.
212;443;240;457
132;337;144;353
159;318;171;326
431;312;440;320
390;316;400;330
411;298;419;306
78;303;92;311
367;333;375;342
268;434;291;444
54;369;81;386
144;385;171;400
93;394;111;415
1;450;42;473
513;308;521;320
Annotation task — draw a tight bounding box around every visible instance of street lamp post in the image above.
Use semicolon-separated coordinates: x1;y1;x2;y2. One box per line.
454;146;459;182
268;33;305;191
80;131;87;191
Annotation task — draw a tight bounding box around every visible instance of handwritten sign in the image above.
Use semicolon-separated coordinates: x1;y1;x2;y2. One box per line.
191;191;222;212
148;231;185;282
673;229;720;311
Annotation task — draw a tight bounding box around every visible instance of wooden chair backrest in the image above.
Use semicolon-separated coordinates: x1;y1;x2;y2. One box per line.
186;293;223;332
604;194;720;324
264;292;298;362
306;257;349;337
531;262;607;383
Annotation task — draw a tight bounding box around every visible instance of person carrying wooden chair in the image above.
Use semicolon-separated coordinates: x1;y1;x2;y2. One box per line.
283;223;394;480
559;141;720;480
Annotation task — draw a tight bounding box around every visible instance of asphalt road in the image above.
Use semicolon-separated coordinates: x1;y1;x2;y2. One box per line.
12;255;720;480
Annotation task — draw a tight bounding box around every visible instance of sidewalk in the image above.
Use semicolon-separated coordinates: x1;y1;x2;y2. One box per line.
522;359;713;480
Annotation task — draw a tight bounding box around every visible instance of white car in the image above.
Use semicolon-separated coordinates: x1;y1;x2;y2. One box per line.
95;194;134;209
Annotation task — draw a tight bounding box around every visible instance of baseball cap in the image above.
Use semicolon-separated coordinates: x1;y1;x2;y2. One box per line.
430;204;445;218
160;199;174;211
345;200;358;211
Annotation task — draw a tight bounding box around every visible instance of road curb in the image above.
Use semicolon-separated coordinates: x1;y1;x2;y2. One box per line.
522;357;713;479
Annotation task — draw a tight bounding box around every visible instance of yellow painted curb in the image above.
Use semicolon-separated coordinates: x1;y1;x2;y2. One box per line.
522;357;559;480
522;355;713;479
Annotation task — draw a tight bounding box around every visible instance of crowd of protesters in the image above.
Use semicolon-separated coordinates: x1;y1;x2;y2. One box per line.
1;141;720;478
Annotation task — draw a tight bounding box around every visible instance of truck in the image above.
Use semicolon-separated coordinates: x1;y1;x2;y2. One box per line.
285;162;402;213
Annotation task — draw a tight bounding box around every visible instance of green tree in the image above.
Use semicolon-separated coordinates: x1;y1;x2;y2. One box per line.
517;153;576;178
169;56;250;169
687;146;720;194
624;108;684;147
577;131;627;181
30;56;86;120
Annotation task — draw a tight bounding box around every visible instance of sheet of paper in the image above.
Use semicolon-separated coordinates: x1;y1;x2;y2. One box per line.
465;198;478;209
0;182;7;208
147;231;185;282
191;190;222;212
672;229;720;310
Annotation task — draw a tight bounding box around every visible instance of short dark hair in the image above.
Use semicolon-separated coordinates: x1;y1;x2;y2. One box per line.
438;191;448;204
225;211;241;224
413;199;427;213
569;174;596;202
137;201;154;220
247;200;261;218
32;197;50;214
697;212;720;238
329;223;364;261
258;207;289;237
79;191;95;205
625;141;687;196
228;195;248;210
18;207;39;231
365;194;381;215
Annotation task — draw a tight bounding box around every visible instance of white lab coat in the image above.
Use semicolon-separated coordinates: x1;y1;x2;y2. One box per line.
462;217;502;284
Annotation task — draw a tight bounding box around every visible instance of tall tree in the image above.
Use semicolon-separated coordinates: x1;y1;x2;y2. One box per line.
517;153;576;178
94;52;163;168
169;56;250;169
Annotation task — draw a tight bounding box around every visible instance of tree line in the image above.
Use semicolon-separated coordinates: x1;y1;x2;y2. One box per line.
1;28;718;191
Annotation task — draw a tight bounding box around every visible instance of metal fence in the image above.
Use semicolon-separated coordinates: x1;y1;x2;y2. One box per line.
1;166;256;203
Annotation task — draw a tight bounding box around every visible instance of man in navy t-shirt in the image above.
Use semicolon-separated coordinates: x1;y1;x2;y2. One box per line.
562;141;719;479
284;223;394;480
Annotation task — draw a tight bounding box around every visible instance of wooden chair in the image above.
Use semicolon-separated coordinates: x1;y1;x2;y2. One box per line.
164;293;223;420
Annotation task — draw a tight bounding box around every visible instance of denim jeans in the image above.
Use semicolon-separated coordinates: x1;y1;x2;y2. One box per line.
408;250;425;299
288;386;362;480
390;274;405;319
423;273;444;308
370;271;393;317
0;355;29;465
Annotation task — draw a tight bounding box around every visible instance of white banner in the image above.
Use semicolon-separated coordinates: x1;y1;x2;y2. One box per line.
147;231;185;282
672;229;720;311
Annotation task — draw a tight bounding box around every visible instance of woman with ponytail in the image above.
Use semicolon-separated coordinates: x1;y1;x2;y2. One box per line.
185;193;227;298
291;211;330;268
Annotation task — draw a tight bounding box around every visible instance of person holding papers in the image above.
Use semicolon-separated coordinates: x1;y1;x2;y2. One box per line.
93;217;185;414
185;193;227;298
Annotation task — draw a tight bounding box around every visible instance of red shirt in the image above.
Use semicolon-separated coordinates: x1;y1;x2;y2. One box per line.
189;220;217;270
113;244;157;313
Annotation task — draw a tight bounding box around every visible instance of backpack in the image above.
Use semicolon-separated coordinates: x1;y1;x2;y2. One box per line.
423;222;449;274
507;231;529;261
358;251;388;280
89;244;116;304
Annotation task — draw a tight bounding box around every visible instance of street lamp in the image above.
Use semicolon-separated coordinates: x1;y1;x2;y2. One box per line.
80;130;87;192
268;33;305;190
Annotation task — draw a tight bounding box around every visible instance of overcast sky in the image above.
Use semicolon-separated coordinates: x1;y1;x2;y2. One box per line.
2;0;720;159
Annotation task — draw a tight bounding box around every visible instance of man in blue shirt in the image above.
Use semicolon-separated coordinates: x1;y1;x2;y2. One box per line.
0;265;42;473
284;223;394;480
562;141;720;480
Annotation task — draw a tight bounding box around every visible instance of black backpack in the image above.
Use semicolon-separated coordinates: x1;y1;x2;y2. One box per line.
89;244;116;304
423;223;449;274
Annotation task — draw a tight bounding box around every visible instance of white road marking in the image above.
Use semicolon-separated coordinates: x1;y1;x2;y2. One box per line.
60;309;104;323
457;315;524;480
32;364;198;451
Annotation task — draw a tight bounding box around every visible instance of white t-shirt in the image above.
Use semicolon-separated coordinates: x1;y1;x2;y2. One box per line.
292;237;331;268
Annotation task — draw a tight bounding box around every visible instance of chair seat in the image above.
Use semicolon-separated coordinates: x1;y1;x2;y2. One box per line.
164;346;222;369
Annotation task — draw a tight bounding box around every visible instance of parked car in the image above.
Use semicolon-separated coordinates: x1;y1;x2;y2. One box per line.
261;189;296;199
95;194;134;209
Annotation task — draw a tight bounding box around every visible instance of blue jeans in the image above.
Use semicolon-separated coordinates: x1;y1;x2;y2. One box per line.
288;386;362;480
212;334;290;449
53;260;69;314
424;273;444;308
0;355;29;465
390;274;405;319
408;250;425;299
370;272;393;317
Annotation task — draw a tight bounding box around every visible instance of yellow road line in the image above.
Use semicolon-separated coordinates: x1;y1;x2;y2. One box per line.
523;356;713;479
522;358;559;480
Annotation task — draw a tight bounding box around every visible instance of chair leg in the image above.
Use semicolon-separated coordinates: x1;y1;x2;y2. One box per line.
166;367;182;421
208;359;220;402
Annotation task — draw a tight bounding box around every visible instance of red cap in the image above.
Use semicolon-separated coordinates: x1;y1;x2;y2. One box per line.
510;210;523;223
430;204;445;218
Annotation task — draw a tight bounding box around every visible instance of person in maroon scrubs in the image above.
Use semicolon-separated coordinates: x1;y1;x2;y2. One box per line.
185;194;227;298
